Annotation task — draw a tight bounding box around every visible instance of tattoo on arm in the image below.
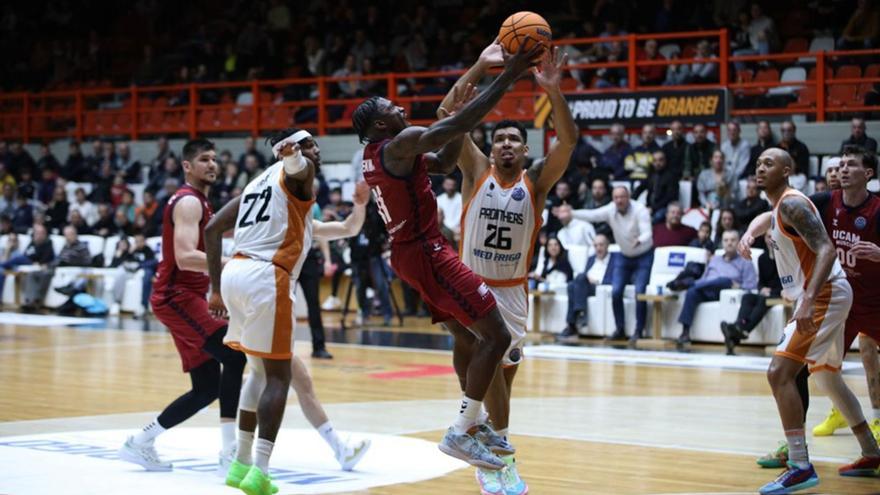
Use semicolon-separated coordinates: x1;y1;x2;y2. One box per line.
779;197;830;254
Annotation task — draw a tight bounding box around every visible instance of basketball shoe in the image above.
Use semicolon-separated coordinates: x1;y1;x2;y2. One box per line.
758;462;819;494
239;465;275;495
439;427;505;470
812;408;847;436
757;442;789;469
870;418;880;442
838;456;880;477
474;424;516;456
335;438;371;471
118;435;172;471
476;468;504;495
218;444;237;476
226;461;279;493
500;456;528;495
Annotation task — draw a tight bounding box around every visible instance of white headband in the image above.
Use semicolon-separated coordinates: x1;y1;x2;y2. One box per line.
272;130;313;158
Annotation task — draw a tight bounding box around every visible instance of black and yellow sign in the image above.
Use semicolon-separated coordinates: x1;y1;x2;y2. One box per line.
534;89;727;128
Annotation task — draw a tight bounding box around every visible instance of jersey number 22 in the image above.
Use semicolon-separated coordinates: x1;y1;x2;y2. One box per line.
239;187;272;227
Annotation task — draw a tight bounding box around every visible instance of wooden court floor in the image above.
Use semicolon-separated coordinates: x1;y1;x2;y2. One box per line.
2;317;879;494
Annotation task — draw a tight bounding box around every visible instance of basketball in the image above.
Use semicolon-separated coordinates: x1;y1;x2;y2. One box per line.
498;11;552;54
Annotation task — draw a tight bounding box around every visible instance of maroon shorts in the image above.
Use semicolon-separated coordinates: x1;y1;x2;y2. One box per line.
150;289;228;372
845;305;880;351
391;236;496;327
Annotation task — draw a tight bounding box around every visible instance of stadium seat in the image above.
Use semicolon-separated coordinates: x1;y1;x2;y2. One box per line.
827;84;859;107
866;64;880;78
787;85;817;108
767;67;806;96
742;68;779;96
835;65;862;79
782;38;808;54
799;35;834;63
659;44;680;59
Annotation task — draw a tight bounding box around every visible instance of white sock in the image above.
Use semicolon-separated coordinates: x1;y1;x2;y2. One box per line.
476;405;489;425
453;397;482;434
236;430;254;465
317;421;343;455
133;419;166;445
873;408;880;421
496;428;509;441
785;429;809;469
221;421;236;451
254;438;274;472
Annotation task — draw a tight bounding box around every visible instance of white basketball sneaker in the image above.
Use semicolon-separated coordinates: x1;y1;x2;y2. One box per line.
217;443;237;477
336;438;371;471
118;435;172;471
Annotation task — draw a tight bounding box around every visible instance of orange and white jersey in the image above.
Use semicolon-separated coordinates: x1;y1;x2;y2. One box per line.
460;167;541;287
769;188;846;301
232;161;314;279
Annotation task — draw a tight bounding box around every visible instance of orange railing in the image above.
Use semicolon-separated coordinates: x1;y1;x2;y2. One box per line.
1;29;878;142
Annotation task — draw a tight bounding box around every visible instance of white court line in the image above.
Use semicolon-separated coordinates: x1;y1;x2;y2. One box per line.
0;337;169;355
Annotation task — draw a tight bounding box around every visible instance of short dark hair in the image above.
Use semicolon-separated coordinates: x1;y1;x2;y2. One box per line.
182;138;215;162
490;120;528;144
352;96;383;144
842;144;878;176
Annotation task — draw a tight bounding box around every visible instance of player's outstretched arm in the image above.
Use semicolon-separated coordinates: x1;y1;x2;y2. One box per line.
779;195;836;334
739;211;772;259
173;195;211;273
385;38;544;165
205;195;242;297
313;182;369;240
529;46;578;197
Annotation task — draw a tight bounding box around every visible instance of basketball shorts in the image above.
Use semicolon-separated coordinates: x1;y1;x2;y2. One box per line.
221;257;295;360
488;284;528;367
150;288;227;372
844;303;880;350
775;277;852;373
391;236;496;327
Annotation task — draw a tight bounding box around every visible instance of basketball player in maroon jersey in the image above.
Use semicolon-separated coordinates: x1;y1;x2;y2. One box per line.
742;144;880;472
352;39;542;470
119;138;245;472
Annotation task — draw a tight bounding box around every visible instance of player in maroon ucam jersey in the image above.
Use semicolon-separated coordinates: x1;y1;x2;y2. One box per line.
119;138;246;473
351;39;542;470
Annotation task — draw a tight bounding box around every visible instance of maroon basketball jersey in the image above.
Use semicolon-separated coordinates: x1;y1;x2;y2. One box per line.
361;138;441;244
823;190;880;300
153;184;213;295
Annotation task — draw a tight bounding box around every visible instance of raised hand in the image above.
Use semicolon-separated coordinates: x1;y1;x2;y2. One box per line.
438;83;478;118
478;39;504;68
352;181;370;206
278;142;301;158
534;46;568;91
503;36;546;76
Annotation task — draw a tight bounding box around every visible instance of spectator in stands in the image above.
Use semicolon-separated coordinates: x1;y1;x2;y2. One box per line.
68;210;91;235
838;0;880;49
814;178;829;193
697;150;737;210
840;117;877;153
470;127;491;156
45;187;68;233
37;169;56;204
778;120;810;191
436;176;462;237
1;231;21;262
729;9;752;53
349;202;393;326
721;121;751;179
117;143;141;183
27;225;93;311
158;178;180;206
0;142;8;169
560;233;617;339
745;119;775;178
69;187;98;226
596;41;628;88
8;141;35;177
637;39;665;86
0;223;54;303
554;204;596;251
85;139;103;175
599;123;632;179
0;184;14;217
683;123;715;179
733;177;770;234
825;159;842;190
114;209;135;237
689;221;716;252
16;169;36;201
92;204;116;237
663;120;688;178
714;208;739;246
240;153;264;184
732;3;778;71
676;229;757;349
572;186;653;343
652;202;697;247
332;54;361;97
665;40;719;85
11;193;33;234
149;136;174;174
634;150;679;223
720;236;782;354
118;190;136;223
529;236;573;291
63;141;88;181
37;143;60;173
0;163;16;190
582;178;612;238
146;156;182;197
625;124;660;180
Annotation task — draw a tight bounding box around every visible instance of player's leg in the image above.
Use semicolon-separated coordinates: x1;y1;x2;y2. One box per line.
201;326;247;467
442;319;475;392
858;334;880;438
226;355;265;488
812;369;880;476
756;366;810;469
119;360;220;471
289;355;371;470
815;322;868;437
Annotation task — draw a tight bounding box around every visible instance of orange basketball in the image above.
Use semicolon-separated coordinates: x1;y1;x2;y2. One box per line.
498;11;552;55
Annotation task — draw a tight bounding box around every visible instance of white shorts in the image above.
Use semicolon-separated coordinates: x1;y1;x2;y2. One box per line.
222;257;296;360
489;285;528;367
775;277;852;372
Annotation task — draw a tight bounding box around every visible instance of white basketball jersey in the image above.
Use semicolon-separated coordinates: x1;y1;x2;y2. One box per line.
461;168;540;286
769;188;845;300
232;161;315;278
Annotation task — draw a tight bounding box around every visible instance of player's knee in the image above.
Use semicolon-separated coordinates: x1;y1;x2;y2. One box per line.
488;327;512;352
224;349;247;371
766;363;791;390
193;387;219;408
